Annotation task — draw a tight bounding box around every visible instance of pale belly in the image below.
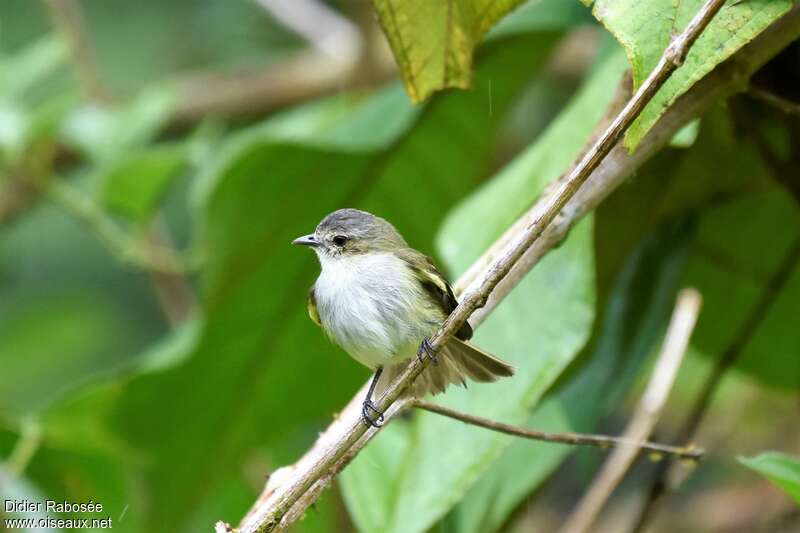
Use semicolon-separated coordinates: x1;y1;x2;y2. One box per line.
313;253;443;369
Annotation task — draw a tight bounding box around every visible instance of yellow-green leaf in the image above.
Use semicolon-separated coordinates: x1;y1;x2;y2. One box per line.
586;0;792;150
372;0;526;102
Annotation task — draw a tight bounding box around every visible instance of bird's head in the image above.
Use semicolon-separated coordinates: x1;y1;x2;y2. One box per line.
292;208;407;263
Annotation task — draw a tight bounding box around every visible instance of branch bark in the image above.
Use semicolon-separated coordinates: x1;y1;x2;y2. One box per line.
231;1;748;531
559;288;702;533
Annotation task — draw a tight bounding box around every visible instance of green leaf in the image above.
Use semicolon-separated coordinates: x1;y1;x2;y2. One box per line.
585;0;792;150
340;38;627;533
683;186;800;388
0;293;128;415
669;118;700;149
372;0;526;102
487;0;593;40
597;104;800;389
0;200;171;420
97;143;187;221
739;452;800;504
111;30;559;532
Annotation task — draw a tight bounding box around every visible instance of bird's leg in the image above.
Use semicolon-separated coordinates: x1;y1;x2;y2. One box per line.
361;367;385;428
417;337;438;365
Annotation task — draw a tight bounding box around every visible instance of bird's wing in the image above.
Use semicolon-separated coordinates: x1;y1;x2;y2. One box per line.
307;285;321;326
396;247;473;340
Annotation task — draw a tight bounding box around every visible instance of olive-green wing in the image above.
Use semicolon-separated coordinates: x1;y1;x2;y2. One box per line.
396;247;473;340
307;285;321;326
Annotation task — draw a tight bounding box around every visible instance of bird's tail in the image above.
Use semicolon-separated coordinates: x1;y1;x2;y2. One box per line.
380;338;515;398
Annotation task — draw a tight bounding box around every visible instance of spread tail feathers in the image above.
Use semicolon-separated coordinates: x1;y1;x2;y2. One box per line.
378;338;515;398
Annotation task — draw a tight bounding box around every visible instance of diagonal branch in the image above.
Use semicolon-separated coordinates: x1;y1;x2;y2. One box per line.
560;288;703;533
232;1;737;532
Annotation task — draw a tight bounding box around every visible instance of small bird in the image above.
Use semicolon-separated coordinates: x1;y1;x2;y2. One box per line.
293;208;514;427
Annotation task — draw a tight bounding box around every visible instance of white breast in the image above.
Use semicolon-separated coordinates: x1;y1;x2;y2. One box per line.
313;252;440;368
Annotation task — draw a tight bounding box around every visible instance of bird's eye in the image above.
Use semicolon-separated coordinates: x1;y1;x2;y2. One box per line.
333;235;348;246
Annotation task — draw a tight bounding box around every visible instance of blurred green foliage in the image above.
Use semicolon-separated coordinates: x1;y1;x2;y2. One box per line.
0;1;798;532
740;452;800;504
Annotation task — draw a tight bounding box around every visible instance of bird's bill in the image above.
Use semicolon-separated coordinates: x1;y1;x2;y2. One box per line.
292;234;319;247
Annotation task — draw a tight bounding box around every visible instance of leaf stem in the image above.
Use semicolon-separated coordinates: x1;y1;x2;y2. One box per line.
40;178;193;275
413;397;703;462
5;418;42;477
560;288;703;533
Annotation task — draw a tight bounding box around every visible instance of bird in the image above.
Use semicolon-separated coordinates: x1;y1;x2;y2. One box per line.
293;208;515;427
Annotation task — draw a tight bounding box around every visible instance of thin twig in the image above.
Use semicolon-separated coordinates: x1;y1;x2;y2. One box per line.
631;236;800;533
39;178;192;275
41;0;110;103
233;2;731;532
748;85;800;117
145;219;197;326
560;288;703;533
413;398;703;461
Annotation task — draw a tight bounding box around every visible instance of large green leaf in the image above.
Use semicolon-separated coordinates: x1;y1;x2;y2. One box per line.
372;0;526;102
0;204;167;419
584;0;792;150
587;103;800;389
654;110;800;388
0;191;172;532
0;294;122;414
739;452;800;504
111;28;560;532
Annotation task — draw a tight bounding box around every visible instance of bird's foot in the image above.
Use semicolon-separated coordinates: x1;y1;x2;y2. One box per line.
361;400;384;428
417;337;438;365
